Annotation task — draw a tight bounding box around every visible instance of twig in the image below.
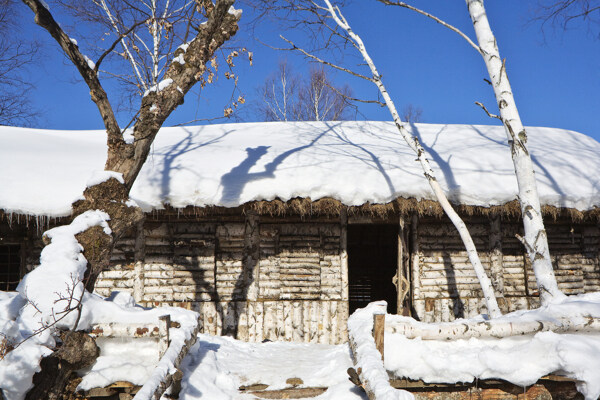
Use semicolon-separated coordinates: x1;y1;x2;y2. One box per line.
377;0;483;55
475;101;502;121
277;36;375;82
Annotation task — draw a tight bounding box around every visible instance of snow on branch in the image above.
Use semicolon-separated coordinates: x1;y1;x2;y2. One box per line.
17;210;111;332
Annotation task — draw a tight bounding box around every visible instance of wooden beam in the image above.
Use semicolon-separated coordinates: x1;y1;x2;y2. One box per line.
397;216;409;314
373;313;385;362
158;315;170;358
340;209;349;302
246;387;328;399
410;214;423;319
489;215;505;302
133;220;145;303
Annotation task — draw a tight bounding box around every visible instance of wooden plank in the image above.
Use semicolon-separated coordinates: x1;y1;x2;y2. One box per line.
245;387;327;399
411;214;423;320
340;209;349;302
373;313;385;362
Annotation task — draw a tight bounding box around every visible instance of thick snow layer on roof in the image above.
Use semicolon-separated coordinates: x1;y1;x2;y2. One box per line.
1;121;599;217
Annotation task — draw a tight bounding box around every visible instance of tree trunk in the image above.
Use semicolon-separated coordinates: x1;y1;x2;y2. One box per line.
25;331;100;400
20;1;240;398
466;0;564;305
387;316;600;340
323;0;501;318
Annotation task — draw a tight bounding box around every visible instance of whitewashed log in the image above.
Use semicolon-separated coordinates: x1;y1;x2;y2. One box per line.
386;316;600;340
133;318;200;400
89;323;161;338
340;209;350;303
158;315;170;358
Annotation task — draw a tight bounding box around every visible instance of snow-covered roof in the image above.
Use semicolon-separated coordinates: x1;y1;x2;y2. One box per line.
1;121;599;218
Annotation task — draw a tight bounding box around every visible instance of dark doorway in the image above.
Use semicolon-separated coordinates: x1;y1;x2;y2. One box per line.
348;224;398;314
0;244;21;291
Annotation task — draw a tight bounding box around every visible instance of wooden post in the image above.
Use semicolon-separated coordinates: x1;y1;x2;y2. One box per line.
133;220;145;304
340;209;349;302
243;211;260;302
158;315;171;359
411;214;423;319
373;313;385;362
396;216;408;314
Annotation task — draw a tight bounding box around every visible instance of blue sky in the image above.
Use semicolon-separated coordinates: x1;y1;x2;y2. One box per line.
18;1;600;141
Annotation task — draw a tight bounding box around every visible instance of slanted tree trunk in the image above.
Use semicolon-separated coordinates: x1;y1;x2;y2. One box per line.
20;1;240;398
466;0;564;305
320;0;501;318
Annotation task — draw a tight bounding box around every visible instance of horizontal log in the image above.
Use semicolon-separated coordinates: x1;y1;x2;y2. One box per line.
386;316;600;340
144;270;214;279
144;285;213;294
144;278;213;287
95;279;134;289
89;323;160;338
145;262;213;271
142;292;213;302
98;270;136;279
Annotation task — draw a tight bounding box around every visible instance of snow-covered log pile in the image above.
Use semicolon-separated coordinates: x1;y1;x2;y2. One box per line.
377;294;600;400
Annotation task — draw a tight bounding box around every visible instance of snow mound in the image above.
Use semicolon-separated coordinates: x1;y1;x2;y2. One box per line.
382;293;600;400
179;334;365;400
0;121;599;217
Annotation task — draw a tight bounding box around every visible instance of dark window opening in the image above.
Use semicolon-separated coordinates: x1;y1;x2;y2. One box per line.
348;224;398;314
0;245;21;291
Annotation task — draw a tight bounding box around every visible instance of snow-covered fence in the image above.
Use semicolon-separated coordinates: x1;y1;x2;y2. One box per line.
89;315;176;357
88;314;197;400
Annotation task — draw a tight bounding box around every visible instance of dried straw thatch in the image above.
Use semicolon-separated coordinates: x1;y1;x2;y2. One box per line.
1;197;598;229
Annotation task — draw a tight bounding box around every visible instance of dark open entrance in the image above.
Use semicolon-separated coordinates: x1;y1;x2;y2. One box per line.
0;244;22;291
348;224;398;314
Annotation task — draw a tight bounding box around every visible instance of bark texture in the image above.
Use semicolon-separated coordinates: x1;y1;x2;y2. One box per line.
25;331;100;400
466;0;564;304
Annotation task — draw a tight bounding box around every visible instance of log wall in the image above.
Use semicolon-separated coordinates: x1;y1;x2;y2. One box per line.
94;217;349;344
8;211;599;340
412;217;600;322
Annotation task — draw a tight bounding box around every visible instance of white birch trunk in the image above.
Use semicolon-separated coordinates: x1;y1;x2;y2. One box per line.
466;0;564;305
323;0;501;318
387;316;600;340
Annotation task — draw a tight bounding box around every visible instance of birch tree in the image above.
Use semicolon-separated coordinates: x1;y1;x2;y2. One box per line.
258;0;502;318
0;0;38;125
19;0;240;397
375;0;564;304
259;60;354;121
535;0;600;35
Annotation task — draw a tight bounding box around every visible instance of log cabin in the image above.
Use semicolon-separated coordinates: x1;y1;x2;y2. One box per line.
1;121;599;344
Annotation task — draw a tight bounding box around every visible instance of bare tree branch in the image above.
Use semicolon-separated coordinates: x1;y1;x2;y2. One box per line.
376;0;483;55
21;0;124;148
278;36;375;82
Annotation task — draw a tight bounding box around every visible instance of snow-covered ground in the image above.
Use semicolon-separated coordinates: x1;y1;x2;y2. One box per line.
178;334;365;400
1;121;599;218
4;290;600;400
